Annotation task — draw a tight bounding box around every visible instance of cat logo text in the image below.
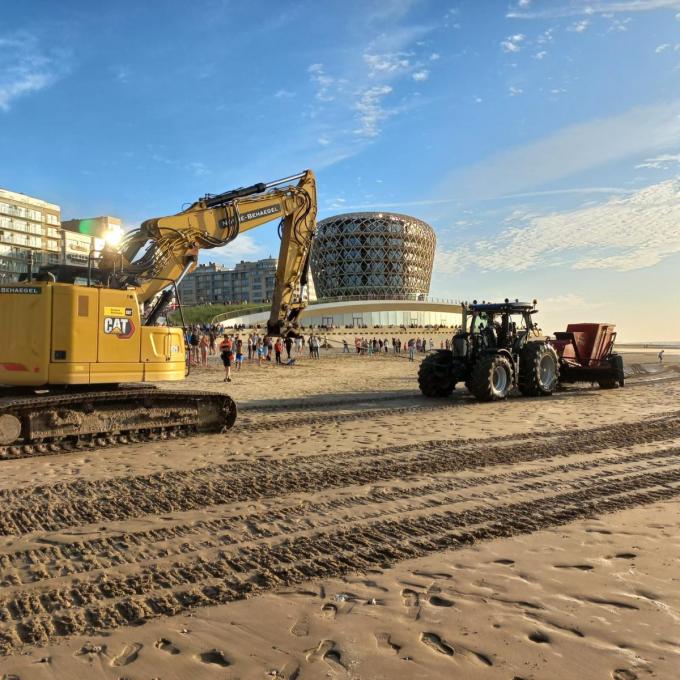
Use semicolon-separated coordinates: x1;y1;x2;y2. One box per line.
103;317;135;339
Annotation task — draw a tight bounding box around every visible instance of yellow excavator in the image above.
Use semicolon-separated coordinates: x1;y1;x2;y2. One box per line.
0;170;317;457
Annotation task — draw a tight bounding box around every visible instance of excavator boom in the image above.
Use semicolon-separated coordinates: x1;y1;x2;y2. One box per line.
104;170;317;336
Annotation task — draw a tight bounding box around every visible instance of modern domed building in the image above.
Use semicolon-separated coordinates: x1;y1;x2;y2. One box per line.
310;212;436;298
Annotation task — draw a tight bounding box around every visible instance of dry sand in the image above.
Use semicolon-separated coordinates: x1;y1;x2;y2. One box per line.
0;347;679;679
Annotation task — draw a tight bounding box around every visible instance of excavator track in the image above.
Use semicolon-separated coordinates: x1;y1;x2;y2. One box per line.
0;386;237;460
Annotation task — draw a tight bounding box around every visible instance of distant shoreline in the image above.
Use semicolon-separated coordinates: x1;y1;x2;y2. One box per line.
618;343;680;349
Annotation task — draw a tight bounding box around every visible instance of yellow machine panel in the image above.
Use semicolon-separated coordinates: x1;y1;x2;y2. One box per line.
141;327;186;382
48;284;99;383
96;289;142;364
0;282;51;386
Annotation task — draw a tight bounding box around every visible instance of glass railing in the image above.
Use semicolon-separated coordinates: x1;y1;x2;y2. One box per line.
210;295;462;324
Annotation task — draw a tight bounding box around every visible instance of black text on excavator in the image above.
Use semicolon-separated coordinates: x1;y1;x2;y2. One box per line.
0;170;317;457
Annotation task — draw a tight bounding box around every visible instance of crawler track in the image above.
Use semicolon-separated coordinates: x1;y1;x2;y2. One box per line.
0;387;236;460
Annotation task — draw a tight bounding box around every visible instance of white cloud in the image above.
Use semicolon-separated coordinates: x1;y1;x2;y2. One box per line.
0;31;67;111
412;69;429;81
430;52;441;61
509;86;524;96
635;152;680;168
308;63;337;102
536;28;555;44
274;89;295;99
518;0;532;6
317;135;331;146
440;100;680;200
501;34;526;53
508;0;680;18
534;50;548;59
569;19;591;31
655;43;671;52
606;16;632;29
354;85;394;137
212;234;263;262
435;181;680;275
189;162;209;177
364;52;411;77
113;66;129;83
500;186;627;199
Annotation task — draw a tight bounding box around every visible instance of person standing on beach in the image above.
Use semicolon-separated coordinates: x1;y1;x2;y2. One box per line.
274;338;283;364
408;338;416;362
284;335;293;360
219;334;233;382
343;339;349;353
199;333;209;366
659;349;665;363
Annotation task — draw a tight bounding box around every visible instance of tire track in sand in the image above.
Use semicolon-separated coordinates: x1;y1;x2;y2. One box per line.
1;413;679;537
0;469;679;653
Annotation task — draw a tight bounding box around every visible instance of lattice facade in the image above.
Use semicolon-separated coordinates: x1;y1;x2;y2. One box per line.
310;212;436;298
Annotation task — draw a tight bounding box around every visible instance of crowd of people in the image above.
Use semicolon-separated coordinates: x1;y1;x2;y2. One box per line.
184;325;324;381
183;322;456;382
347;336;436;361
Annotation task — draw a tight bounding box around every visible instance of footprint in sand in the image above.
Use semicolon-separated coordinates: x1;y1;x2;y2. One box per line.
196;649;230;667
110;642;142;667
321;602;338;619
613;670;637;680
290;617;310;637
401;588;421;619
375;632;401;654
74;642;107;663
528;630;551;644
306;638;344;670
154;638;180;655
428;594;454;607
420;632;454;656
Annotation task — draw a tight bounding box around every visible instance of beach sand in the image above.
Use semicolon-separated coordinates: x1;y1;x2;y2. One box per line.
0;347;679;679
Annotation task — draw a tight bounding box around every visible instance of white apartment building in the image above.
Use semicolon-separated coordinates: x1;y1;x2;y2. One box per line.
0;188;61;281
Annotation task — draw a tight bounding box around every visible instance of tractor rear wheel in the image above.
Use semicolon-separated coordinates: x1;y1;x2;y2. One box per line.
469;353;513;401
598;378;619;389
418;350;455;397
518;342;559;396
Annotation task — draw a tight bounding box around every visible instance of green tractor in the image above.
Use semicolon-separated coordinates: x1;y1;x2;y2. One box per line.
418;300;559;401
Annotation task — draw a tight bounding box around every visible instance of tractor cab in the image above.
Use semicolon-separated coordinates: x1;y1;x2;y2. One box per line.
455;300;538;358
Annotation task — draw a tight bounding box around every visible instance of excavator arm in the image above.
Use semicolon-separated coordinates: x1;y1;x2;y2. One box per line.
102;170;317;336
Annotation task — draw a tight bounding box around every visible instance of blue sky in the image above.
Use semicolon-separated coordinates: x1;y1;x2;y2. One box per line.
2;0;680;340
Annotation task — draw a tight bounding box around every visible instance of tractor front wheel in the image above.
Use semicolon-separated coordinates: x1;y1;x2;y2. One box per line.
469;353;513;401
518;342;560;396
418;350;456;397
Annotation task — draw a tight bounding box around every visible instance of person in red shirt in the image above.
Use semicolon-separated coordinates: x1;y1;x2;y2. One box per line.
274;338;283;364
219;334;233;382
